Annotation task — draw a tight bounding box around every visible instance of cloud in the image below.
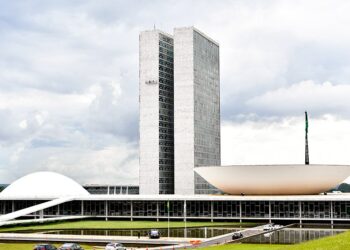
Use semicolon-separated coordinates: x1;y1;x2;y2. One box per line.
222;115;350;183
0;80;139;183
246;81;350;117
1;142;139;185
1;0;350;184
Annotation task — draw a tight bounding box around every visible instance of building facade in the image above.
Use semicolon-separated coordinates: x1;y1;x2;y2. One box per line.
139;27;220;195
139;30;175;195
1;195;350;224
174;27;221;195
83;185;139;195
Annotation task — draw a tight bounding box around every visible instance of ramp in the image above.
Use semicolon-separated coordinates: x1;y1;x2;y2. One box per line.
0;197;74;225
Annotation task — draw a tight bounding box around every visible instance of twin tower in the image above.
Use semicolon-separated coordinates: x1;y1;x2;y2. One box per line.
139;27;221;195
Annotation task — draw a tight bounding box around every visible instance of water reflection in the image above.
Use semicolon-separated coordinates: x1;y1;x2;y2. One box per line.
44;227;238;238
243;228;346;244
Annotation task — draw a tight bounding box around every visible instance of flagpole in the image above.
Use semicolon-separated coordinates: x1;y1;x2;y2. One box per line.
305;111;309;165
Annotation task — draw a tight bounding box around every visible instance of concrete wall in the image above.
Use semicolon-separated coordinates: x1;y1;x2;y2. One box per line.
139;30;160;195
174;27;195;195
174;27;221;195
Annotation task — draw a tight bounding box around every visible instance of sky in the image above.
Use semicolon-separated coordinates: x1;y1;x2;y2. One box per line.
1;0;350;185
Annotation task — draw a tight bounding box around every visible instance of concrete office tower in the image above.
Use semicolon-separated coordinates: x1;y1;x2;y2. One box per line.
174;27;221;195
139;30;175;194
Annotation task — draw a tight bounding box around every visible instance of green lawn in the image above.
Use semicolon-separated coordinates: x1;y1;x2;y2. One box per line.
282;230;350;250
201;244;285;250
0;220;255;232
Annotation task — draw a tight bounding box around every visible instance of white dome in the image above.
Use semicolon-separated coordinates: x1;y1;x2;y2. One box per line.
0;171;90;199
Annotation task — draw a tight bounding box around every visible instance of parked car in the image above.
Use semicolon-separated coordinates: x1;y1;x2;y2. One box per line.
58;243;84;250
263;224;273;231
105;242;127;250
33;244;57;250
231;232;243;240
263;223;282;231
148;229;160;239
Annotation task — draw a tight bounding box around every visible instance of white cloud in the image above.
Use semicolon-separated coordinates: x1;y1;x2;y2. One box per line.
247;81;350;116
42;144;139;185
222;116;350;183
18;120;28;130
1;0;350;184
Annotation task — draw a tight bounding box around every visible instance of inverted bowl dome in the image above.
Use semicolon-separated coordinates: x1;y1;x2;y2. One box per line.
195;165;350;195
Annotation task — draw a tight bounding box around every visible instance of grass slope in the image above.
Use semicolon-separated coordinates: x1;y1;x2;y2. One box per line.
282;230;350;250
201;243;285;250
0;220;254;232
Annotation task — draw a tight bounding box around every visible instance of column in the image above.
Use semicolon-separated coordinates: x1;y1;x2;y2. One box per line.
268;201;272;223
156;202;159;221
81;200;84;216
184;200;187;222
39;209;44;221
130;201;133;221
299;201;302;228
330;201;334;229
210;201;214;222
184;200;187;238
105;200;108;221
239;201;242;223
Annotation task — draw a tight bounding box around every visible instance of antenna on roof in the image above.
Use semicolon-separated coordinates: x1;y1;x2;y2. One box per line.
305;111;310;165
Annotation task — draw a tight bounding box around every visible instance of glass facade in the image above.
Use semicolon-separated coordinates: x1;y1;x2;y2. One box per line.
192;30;221;194
158;34;174;194
271;201;300;218
333;201;350;219
2;199;350;222
84;185;139;195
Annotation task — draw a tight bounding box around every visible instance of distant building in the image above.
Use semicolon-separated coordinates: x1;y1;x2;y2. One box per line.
139;27;220;195
83;185;139;195
0;185;8;193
